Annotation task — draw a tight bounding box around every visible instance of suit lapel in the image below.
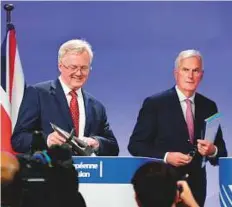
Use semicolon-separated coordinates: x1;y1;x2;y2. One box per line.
194;94;205;143
50;79;73;131
82;90;91;136
170;88;190;140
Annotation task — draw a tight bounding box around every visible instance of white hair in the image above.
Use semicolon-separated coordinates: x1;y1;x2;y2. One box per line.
58;39;93;64
175;49;203;69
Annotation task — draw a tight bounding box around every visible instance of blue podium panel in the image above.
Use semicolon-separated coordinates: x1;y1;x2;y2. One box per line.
219;157;232;207
72;156;161;207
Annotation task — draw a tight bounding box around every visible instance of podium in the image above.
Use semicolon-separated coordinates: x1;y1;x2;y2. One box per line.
219;157;232;207
72;156;161;207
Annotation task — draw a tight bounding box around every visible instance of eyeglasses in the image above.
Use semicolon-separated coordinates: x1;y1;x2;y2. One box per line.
61;62;90;73
180;67;203;76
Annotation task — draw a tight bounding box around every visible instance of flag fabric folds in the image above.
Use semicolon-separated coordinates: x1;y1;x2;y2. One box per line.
1;23;25;153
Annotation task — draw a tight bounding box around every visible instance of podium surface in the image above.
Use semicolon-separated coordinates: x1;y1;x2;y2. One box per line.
72;156;161;206
219;157;232;207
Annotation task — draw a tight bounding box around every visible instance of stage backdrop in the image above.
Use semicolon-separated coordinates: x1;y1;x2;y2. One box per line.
1;2;232;206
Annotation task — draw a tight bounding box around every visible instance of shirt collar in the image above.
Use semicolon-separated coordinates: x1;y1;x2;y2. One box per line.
58;76;82;97
175;85;195;103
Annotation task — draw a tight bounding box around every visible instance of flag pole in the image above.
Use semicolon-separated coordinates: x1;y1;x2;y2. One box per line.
4;4;14;25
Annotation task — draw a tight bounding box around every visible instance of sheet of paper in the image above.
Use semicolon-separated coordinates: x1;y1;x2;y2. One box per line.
204;113;221;142
201;113;221;168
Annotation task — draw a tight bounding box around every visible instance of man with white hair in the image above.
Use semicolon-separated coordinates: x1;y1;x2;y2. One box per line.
128;49;227;206
12;39;119;156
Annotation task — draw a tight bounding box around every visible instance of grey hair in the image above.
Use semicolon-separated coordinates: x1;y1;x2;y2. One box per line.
58;39;93;64
175;49;203;69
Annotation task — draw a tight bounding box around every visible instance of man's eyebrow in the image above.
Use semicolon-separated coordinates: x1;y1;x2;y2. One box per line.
182;67;201;70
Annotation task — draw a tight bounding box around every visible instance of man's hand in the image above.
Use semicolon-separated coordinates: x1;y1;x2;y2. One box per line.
166;152;192;167
197;139;216;156
177;180;199;207
81;137;99;150
47;131;66;148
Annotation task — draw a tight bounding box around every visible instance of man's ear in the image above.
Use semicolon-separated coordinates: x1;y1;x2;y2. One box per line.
174;68;178;81
58;63;62;73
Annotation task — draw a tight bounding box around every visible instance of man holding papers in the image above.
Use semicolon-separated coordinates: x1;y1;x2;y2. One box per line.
128;49;227;206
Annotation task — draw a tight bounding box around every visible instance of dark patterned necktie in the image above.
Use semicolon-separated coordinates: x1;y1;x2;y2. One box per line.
69;90;79;136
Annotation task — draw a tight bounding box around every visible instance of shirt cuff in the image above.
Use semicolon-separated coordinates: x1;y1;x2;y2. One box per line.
208;146;218;158
164;152;169;163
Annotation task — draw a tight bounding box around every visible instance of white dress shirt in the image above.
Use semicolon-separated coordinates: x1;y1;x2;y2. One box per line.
175;85;195;121
59;76;86;137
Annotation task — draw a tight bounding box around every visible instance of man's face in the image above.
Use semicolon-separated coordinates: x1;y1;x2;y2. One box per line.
174;56;203;97
59;51;91;90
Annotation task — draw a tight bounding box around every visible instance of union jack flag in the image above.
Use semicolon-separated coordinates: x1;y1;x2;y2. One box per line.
1;23;25;153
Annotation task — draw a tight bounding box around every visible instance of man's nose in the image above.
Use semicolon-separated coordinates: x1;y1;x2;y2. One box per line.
74;69;82;75
187;71;194;78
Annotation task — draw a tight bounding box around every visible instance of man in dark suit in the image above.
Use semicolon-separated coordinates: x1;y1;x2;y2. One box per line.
12;39;119;156
128;49;227;206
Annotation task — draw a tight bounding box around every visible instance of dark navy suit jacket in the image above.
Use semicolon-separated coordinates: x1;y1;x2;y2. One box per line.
12;79;119;156
128;87;227;206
